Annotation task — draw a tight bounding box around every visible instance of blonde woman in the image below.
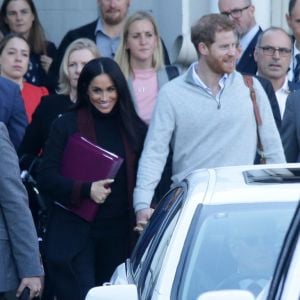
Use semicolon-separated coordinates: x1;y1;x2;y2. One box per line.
115;11;179;125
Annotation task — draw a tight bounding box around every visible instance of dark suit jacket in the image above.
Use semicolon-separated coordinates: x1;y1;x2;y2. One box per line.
47;21;97;92
0;77;28;149
48;20;171;92
281;89;300;162
0;122;43;293
237;27;262;75
254;75;281;130
288;80;300;93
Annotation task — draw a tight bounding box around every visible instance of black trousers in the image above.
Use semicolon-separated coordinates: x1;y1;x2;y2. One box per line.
46;232;129;300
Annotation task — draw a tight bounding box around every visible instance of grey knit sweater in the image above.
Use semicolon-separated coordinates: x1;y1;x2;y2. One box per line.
133;64;285;212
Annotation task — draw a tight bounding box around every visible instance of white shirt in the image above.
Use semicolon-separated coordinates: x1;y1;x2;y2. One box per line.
275;76;290;119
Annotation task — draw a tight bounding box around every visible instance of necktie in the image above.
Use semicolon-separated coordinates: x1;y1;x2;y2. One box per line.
294;54;300;83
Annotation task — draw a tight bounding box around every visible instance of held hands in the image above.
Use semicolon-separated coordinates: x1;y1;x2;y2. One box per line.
16;276;43;299
134;208;154;233
40;55;53;73
90;179;114;204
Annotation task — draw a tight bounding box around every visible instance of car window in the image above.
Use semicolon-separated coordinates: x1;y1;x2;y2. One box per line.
266;201;300;300
174;201;298;300
130;184;187;298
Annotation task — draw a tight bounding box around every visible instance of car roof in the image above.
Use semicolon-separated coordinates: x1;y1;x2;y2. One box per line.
185;163;300;205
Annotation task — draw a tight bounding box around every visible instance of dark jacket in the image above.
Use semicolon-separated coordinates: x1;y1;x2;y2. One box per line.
281;89;300;162
0;76;28;149
254;75;281;130
288;80;300;93
37;106;140;261
26;41;57;88
18;94;74;164
237;27;262;75
0;122;43;293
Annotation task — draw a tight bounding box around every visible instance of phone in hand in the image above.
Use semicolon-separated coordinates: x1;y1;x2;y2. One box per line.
18;287;30;300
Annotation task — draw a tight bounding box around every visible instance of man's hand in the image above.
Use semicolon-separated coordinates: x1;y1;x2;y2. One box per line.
16;277;43;299
134;208;154;233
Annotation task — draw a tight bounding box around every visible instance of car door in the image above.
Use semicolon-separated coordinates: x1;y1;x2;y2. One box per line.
266;201;300;300
129;183;187;299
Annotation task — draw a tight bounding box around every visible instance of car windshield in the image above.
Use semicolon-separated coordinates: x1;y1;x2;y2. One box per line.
176;201;298;299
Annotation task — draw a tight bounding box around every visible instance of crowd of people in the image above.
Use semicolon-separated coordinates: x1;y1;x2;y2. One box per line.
1;0;300;299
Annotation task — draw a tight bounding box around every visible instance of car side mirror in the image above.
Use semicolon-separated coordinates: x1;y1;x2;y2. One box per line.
197;290;255;300
85;284;138;300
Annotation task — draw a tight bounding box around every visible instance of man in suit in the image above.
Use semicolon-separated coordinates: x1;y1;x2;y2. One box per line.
218;0;261;75
286;0;300;82
0;76;27;149
254;27;300;119
47;0;131;90
281;88;300;162
0;122;43;299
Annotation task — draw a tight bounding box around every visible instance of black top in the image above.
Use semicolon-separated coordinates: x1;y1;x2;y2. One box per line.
236;27;262;75
254;75;281;130
18;93;74;166
25;41;57;87
37;104;128;222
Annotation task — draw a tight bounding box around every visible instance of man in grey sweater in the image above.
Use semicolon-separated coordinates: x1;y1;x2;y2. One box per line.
133;14;285;229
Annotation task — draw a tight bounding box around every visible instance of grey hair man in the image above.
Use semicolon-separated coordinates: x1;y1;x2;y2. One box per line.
254;27;300;118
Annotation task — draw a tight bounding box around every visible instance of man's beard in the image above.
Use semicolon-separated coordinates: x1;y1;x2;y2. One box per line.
102;10;125;26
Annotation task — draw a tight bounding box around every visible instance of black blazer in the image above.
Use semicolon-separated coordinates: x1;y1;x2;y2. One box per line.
47;21;97;92
237;27;262;75
288;80;300;93
0;77;28;149
254;75;281;130
48;20;171;91
281;89;300;162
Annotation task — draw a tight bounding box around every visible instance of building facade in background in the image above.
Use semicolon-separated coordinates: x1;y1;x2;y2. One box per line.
33;0;289;66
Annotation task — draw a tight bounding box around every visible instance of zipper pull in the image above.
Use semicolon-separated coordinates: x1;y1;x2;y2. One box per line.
217;102;221;109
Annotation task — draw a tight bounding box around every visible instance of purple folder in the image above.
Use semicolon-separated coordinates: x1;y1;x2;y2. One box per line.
58;133;123;222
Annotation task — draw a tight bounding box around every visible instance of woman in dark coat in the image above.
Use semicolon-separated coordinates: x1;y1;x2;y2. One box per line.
37;57;146;300
0;0;57;87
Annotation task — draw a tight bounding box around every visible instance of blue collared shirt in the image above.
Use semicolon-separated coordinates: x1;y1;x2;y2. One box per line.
95;19;120;58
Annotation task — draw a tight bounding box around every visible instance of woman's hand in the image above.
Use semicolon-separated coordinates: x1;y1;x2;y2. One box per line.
90;179;114;204
40;54;53;73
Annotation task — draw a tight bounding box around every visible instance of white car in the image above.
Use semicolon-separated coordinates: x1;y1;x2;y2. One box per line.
199;193;300;300
86;164;300;300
